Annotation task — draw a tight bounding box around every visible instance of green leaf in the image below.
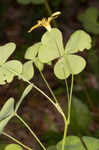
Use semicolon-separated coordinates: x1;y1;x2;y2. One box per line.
57;136;85;150
0;60;22;85
78;7;99;34
47;146;57;150
5;144;23;150
39;28;64;63
15;84;33;112
0;98;14;134
31;0;44;4
0;98;14;121
34;57;44;71
0;116;13;135
17;0;32;5
54;55;86;79
70;97;91;135
0;143;7;150
17;0;44;5
0;43;16;65
25;42;42;60
21;61;34;81
41;130;62;147
87;49;99;74
65;30;91;54
82;136;99;150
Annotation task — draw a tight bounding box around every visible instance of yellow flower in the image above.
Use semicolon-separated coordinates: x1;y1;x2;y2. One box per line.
28;11;61;32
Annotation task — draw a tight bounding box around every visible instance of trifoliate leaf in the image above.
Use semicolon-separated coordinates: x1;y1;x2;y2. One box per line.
25;42;42;60
0;60;22;85
54;55;86;79
0;43;16;65
39;28;64;63
21;61;34;81
65;30;91;54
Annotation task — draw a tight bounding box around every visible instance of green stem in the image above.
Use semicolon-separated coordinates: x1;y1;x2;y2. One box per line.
3;66;56;113
39;70;58;103
62;75;74;150
62;116;68;150
5;67;67;149
3;66;56;111
23;78;59;110
18;75;65;121
2;132;32;150
67;75;74;124
44;0;52;16
15;113;47;150
44;0;57;27
64;78;70;103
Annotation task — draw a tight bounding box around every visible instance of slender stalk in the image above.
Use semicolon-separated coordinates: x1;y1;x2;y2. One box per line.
64;78;70;102
2;132;32;150
3;66;57;113
44;0;52;16
39;70;58;103
15;113;47;150
23;78;59;110
62;116;68;150
44;0;57;27
62;75;74;150
4;67;56;111
67;75;74;124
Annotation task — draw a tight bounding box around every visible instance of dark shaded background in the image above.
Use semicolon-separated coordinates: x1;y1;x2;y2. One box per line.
0;0;99;149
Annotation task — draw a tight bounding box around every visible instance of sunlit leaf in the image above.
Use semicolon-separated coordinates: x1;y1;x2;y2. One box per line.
25;42;42;60
39;28;64;63
21;61;34;81
82;136;99;150
5;144;23;150
0;43;16;65
0;60;22;85
54;55;86;79
65;30;91;54
57;136;85;150
0;98;14;121
70;97;91;135
15;84;33;112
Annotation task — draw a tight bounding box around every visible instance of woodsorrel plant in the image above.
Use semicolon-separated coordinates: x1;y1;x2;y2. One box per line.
0;12;99;150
